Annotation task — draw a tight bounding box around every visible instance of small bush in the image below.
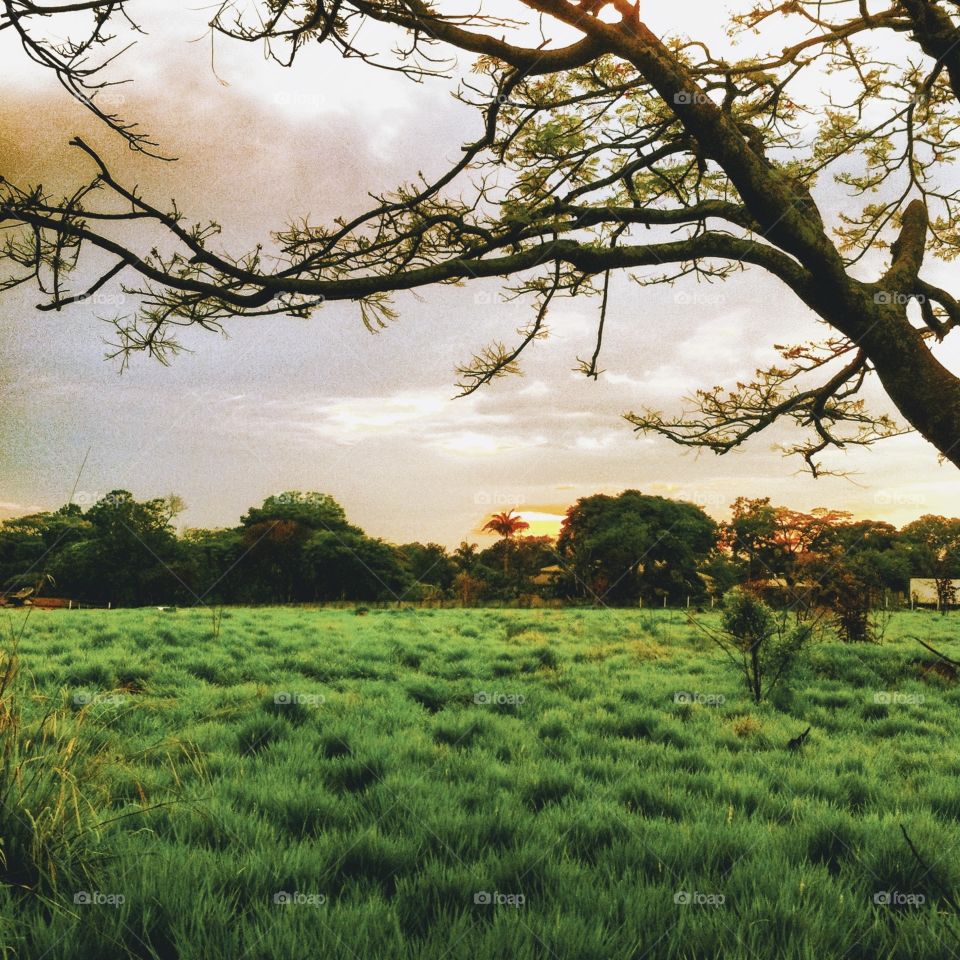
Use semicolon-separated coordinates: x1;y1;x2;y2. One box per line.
706;590;813;703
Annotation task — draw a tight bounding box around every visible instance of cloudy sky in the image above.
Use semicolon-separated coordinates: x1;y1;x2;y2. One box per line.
1;1;957;546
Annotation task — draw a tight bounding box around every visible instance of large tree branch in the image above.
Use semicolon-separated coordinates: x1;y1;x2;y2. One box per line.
519;0;848;279
5;0;960;472
899;0;960;101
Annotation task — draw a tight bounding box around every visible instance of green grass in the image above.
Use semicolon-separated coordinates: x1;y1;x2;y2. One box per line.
2;606;960;958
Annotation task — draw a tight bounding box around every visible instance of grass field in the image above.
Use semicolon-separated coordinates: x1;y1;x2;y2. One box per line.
2;606;960;959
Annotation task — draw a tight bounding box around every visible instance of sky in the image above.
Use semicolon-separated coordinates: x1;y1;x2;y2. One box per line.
1;0;957;547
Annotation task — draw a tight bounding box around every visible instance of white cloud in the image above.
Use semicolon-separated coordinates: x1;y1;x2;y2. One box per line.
305;388;513;446
569;432;622;452
433;432;548;457
602;368;692;398
518;380;552;398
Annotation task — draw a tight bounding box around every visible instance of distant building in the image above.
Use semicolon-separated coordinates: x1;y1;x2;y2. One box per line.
532;564;565;587
910;578;960;606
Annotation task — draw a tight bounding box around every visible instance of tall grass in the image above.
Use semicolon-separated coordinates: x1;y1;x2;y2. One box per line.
0;612;111;895
1;606;959;958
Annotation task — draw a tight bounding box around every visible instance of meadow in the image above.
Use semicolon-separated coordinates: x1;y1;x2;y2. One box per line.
2;606;960;959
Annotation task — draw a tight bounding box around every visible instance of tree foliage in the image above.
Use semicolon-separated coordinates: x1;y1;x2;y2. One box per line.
3;1;960;473
557;489;716;603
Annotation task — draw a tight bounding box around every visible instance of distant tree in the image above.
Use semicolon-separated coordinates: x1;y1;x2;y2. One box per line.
180;527;245;603
510;536;557;581
834;520;901;554
558;491;715;605
60;491;179;604
480;534;556;598
723;498;780;584
901;515;960;612
304;532;410;601
699;550;741;602
482;512;530;575
397;543;457;595
770;508;850;583
453;570;486;606
0;507;91;590
241;492;350;532
831;520;912;596
723;498;849;590
240;518;313;602
239;492;354;601
453;541;481;573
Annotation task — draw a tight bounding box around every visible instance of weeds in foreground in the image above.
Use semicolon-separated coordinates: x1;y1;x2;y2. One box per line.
0;610;111;895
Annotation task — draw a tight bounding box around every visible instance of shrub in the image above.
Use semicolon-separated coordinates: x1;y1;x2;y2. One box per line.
704;590;813;703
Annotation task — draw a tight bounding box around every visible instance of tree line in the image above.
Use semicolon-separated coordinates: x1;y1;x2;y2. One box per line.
0;489;957;613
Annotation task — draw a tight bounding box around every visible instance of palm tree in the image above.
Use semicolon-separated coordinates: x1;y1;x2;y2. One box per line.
453;541;480;572
482;512;530;575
